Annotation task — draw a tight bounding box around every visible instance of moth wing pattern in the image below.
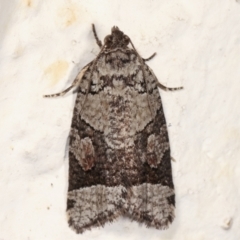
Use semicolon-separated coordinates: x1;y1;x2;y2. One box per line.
67;62;126;232
66;49;175;233
44;25;181;234
127;64;175;228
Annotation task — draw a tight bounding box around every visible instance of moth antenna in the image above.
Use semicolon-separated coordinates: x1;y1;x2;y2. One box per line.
92;24;102;48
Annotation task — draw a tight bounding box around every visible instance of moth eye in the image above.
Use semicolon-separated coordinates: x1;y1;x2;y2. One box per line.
104;35;113;44
123;35;130;43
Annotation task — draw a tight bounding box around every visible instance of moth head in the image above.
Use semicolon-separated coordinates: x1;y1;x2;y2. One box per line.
104;26;130;49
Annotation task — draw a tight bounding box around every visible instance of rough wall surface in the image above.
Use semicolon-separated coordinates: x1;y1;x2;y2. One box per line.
0;0;239;239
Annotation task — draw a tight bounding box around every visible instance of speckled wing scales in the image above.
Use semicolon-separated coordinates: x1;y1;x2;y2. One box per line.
43;25;179;234
66;49;175;233
67;61;125;233
125;64;175;229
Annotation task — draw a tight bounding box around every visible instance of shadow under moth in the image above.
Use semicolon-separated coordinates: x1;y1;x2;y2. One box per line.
44;24;183;234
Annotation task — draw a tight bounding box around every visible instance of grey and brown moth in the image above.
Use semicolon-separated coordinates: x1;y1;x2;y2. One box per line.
44;24;182;234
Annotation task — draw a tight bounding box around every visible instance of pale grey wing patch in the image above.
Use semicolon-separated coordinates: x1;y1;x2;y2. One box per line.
132;68;146;93
125;184;175;229
79;52;156;136
71;64;99;116
67;185;126;233
95;51;139;76
142;64;162;118
79;90;109;132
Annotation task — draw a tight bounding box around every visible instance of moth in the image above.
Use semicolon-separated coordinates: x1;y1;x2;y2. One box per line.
44;24;183;233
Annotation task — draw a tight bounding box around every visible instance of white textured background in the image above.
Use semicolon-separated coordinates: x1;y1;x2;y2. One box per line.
0;0;240;239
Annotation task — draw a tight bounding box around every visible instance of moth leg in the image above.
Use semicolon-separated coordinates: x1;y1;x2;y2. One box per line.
92;24;102;48
129;39;183;91
43;86;75;98
43;64;90;98
142;52;156;62
157;82;183;91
